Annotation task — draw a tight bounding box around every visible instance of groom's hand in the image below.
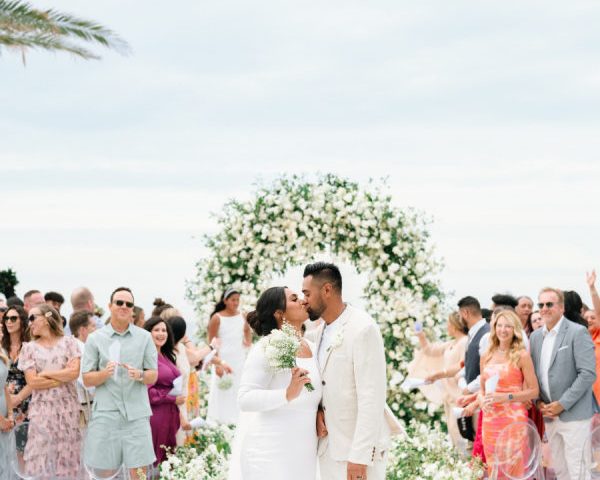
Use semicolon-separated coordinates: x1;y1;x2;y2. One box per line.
347;462;367;480
316;409;328;438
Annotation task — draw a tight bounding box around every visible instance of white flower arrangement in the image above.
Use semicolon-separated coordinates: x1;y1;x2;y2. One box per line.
187;173;445;425
263;323;314;391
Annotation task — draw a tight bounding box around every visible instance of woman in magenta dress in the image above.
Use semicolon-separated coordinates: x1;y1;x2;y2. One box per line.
145;316;183;465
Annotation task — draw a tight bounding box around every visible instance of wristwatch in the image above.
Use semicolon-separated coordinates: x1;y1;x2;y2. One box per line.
508;393;514;401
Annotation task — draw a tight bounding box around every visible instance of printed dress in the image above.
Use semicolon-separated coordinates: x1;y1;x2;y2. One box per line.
18;336;82;478
481;362;529;479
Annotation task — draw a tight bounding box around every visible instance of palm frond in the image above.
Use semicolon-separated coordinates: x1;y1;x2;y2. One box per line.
0;0;129;60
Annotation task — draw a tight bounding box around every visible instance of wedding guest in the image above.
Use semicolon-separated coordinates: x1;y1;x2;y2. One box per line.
23;290;44;314
515;296;534;336
152;298;173;317
45;291;66;327
479;310;539;477
455;296;489;462
530;310;544;331
69;310;96;428
1;306;31;443
302;262;397;480
530;287;597;480
563;290;588;328
207;287;252;424
0;339;14;479
44;291;64;312
6;296;24;308
413;312;468;449
166;316;192;446
145;316;182;464
71;287;104;329
133;306;145;327
19;304;81;478
585;270;600;413
491;293;518;310
0;294;7;321
82;287;158;480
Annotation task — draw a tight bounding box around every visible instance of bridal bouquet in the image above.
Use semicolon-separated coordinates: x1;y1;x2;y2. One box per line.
263;323;314;391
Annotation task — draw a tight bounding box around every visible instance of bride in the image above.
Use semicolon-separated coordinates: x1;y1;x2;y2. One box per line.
228;286;322;480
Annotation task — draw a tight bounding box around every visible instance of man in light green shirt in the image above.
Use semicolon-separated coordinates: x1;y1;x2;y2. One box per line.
82;287;158;478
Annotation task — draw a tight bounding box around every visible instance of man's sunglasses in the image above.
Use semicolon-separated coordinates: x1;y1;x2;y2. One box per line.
3;315;19;323
537;302;555;309
114;300;134;308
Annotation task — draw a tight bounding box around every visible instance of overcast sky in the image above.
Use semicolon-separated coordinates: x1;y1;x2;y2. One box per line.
1;1;599;333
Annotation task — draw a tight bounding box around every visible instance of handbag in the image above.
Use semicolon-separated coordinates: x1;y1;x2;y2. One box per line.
457;415;475;441
79;388;92;429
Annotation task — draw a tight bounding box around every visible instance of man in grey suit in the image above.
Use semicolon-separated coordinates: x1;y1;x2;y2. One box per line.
530;287;597;480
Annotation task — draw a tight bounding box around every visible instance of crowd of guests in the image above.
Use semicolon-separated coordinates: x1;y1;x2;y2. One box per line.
412;271;600;480
0;286;250;479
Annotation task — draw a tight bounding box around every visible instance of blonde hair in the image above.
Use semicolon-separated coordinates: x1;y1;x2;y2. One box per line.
448;311;468;334
160;307;180;321
483;309;526;367
29;304;64;340
539;287;564;305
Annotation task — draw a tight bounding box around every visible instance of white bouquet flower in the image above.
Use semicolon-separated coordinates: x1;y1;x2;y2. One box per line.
217;374;233;391
263;323;314;391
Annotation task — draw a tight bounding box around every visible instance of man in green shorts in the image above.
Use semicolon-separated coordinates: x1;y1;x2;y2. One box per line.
82;287;158;479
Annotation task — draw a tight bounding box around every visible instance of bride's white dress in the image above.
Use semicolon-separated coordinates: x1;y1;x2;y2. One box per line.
228;339;322;480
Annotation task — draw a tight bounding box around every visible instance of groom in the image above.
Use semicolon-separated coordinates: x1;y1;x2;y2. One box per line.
302;262;391;480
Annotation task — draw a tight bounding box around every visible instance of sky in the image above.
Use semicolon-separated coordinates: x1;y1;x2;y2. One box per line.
1;1;599;334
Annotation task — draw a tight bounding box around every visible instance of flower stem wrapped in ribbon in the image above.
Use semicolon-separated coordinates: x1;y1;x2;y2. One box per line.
263;323;314;392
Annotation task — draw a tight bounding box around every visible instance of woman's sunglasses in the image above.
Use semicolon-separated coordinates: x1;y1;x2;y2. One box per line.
3;315;19;323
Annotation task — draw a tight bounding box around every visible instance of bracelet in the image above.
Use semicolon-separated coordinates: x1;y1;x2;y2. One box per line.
137;370;144;382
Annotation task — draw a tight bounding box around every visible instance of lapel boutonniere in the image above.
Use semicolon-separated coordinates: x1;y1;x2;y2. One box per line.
327;327;344;353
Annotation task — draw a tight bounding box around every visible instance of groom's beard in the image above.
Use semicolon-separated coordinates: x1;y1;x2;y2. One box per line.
307;300;325;321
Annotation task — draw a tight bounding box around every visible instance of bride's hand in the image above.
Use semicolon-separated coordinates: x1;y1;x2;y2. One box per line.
286;367;311;402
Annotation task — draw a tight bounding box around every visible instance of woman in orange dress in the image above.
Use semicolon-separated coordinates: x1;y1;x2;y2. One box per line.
479;309;539;478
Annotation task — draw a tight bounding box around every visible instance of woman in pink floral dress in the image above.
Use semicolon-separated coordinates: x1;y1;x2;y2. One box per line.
19;304;81;478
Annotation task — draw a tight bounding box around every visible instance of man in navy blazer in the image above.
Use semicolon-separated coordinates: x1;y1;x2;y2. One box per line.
530;287;597;480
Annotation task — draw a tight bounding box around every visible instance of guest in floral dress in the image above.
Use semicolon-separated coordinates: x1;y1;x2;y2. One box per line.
19;304;81;478
479;310;539;478
1;306;31;451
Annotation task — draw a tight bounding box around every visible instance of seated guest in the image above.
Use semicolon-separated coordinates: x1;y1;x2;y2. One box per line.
531;287;597;480
479;309;539;478
145;316;183;465
19;304;81;478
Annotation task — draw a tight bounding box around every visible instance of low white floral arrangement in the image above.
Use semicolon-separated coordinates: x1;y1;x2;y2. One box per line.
386;420;484;480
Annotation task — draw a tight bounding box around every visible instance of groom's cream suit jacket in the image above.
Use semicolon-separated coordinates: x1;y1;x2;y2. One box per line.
312;304;397;466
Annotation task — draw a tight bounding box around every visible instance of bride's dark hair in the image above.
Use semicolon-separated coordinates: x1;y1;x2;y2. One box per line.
246;286;286;336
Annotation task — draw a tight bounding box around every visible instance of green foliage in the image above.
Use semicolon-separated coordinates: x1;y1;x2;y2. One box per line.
0;268;18;297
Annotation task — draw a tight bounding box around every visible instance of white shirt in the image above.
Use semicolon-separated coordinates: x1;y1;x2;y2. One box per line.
539;316;564;401
317;307;348;368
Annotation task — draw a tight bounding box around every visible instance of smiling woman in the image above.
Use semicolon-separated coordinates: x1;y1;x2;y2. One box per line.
144;316;182;466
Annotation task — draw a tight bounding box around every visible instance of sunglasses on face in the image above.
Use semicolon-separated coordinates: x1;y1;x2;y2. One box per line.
114;300;134;308
27;314;41;323
0;307;7;313
537;302;555;309
4;315;19;323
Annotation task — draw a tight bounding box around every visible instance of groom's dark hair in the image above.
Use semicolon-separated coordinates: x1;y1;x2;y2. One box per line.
303;262;342;293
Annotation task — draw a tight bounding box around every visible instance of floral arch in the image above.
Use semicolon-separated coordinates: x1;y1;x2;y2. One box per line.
187;173;445;424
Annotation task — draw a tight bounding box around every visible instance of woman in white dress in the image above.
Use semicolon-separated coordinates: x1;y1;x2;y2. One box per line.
229;286;322;480
207;288;252;424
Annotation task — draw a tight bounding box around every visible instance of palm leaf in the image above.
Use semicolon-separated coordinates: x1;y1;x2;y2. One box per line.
0;0;129;60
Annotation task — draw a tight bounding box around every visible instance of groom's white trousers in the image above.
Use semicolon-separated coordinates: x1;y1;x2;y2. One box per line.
318;452;387;480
